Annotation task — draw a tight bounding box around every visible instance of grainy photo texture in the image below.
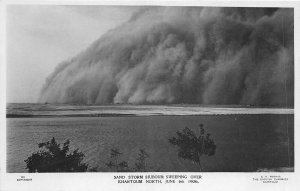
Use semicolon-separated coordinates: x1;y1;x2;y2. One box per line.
6;6;294;172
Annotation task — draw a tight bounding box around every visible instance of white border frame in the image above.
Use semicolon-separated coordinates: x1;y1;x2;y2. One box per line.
1;1;300;190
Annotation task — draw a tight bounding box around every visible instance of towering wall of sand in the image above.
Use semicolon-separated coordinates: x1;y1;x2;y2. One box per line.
39;7;294;106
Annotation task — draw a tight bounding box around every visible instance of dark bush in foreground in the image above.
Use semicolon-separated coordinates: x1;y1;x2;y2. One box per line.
134;149;150;172
105;148;154;172
25;137;88;172
105;148;129;172
169;124;216;171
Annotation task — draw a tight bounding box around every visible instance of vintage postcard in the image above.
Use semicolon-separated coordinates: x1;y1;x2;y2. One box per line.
0;0;299;190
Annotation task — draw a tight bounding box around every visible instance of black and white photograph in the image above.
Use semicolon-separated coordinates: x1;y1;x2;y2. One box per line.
0;0;299;190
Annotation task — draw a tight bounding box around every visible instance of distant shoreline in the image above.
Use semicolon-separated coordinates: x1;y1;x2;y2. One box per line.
6;113;137;118
6;103;294;118
6;102;294;109
6;113;294;118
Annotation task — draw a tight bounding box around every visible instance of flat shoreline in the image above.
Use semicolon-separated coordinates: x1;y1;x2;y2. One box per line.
7;104;294;118
6;112;294;118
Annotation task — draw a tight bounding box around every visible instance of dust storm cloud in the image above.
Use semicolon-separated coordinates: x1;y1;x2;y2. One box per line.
39;7;294;106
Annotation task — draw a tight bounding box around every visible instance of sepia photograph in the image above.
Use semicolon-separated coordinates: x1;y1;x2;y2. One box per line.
1;0;299;190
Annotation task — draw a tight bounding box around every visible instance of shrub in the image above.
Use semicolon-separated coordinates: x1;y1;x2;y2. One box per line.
169;124;216;171
25;137;88;172
105;148;130;172
105;148;153;172
134;149;149;172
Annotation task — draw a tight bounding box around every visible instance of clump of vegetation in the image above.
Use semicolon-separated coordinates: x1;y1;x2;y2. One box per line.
105;148;130;172
25;137;88;172
134;149;149;172
105;148;153;172
169;124;216;171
